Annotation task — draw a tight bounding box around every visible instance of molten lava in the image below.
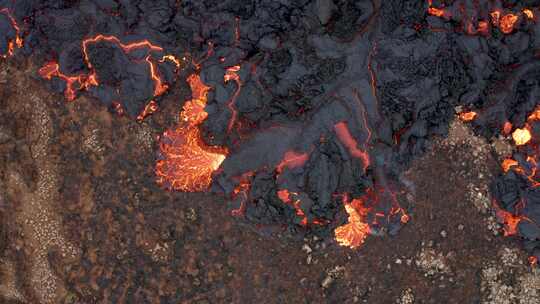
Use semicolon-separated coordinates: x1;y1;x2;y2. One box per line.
155;74;227;192
512;127;531;146
492;199;532;237
39;34;175;104
502;158;519;173
523;9;534;20
499;14;519;34
277;189;308;226
145;55;168;97
334;186;407;249
112;101;125;116
38;62;98;101
527;105;540;121
459;111;477;122
81;34;163;66
426;3;535;36
224;65;242;133
491;11;501;26
0;8;23;58
276;189;325;226
334;121;370;172
427;0;449;19
530;256;538;267
230;174;253;216
496;106;540;238
276;151;310;174
160;55;182;70
334;197;371;249
136;100;158;122
496;208;523;236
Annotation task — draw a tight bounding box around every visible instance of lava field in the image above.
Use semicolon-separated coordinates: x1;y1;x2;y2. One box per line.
1;0;540;302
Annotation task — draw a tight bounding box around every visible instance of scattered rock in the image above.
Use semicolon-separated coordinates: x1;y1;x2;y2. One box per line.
415;247;451;277
321;265;345;289
398;288;415;304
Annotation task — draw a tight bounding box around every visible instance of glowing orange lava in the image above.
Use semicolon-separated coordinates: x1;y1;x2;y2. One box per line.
224;65;242;133
523;9;534;20
155;74;228;192
459;111;477;122
144;55;168;96
276;151;309;174
496;208;523;236
492;199;530;237
427;3;533;36
277;189;308;226
276;189;326;226
496;104;540;237
38;62;98;101
112;101;125;116
527;105;540;121
512;127;531;146
477;21;490;36
491;10;502;26
160;55;182;69
231;174;252;216
334;198;371;249
334;122;370;172
499;14;519;34
81;35;169;98
502;158;519;172
81;34;163;67
0;8;23;58
427;0;449;18
40;34;174;103
136;100;158;122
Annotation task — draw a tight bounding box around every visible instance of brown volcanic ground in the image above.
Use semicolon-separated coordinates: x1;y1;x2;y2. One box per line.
1;59;539;304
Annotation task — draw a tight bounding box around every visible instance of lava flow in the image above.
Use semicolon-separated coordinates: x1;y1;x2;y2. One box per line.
334;195;371;249
493;199;528;236
38;62;98;101
276;150;310;174
334;121;370;172
334;186;408;249
427;0;449;19
509;106;540;146
155;73;228;192
277;189;327;226
459;111;477;122
39;34;175;108
224;65;242;133
0;8;23;58
427;1;536;35
494;105;540;237
82;35;170;97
